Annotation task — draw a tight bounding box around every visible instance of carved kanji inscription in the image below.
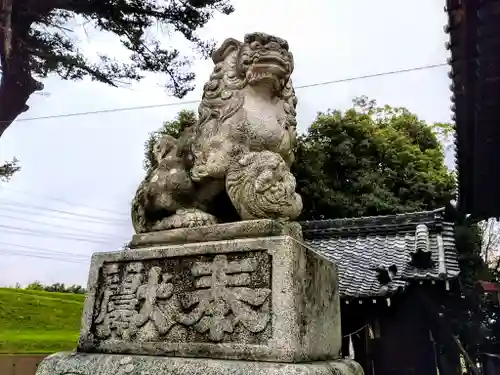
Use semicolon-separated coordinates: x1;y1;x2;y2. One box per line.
179;254;271;341
91;251;272;344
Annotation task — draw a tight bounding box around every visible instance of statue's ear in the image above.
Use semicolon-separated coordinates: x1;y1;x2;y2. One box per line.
212;38;242;63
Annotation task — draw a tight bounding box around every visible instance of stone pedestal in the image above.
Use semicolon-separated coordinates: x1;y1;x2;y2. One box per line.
36;352;364;375
35;220;363;375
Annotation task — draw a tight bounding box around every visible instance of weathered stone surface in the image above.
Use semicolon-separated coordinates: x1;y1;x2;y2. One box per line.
131;32;302;233
36;352;364;375
78;223;341;363
130;219;302;248
226;151;302;221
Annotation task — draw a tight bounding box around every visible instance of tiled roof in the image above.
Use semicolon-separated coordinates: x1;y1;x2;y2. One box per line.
300;208;460;299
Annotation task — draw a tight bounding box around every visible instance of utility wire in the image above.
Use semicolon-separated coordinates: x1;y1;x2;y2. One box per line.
14;63;448;123
296;63;447;89
0;204;129;226
0;62;449;260
0;224;121;245
0;241;92;258
0;184;129;217
0;249;89;264
0;199;129;225
0;213;122;239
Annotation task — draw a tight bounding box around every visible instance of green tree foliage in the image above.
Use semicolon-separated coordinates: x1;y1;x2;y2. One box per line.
451;220;491;354
0;158;20;181
144;98;455;217
439;212;500;362
293;97;455;220
143;109;197;171
26;281;44;291
0;0;234;137
479;218;500;277
26;281;86;294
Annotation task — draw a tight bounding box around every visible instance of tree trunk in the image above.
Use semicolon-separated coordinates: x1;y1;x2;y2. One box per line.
0;0;41;137
0;72;40;137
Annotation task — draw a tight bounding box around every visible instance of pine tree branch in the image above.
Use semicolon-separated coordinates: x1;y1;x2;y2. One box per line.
0;0;233;136
0;5;43;135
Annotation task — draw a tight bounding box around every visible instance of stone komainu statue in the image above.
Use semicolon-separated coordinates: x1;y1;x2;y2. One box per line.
131;32;303;233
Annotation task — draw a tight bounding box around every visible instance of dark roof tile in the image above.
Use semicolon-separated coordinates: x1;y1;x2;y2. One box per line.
300;208;460;298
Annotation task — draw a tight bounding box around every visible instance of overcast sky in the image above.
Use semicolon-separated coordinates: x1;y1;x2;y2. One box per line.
0;0;452;287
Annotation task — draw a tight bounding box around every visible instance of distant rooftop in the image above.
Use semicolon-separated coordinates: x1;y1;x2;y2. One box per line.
301;208;459;299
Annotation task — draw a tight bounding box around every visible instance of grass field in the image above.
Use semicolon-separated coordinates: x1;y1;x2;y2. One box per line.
0;288;84;353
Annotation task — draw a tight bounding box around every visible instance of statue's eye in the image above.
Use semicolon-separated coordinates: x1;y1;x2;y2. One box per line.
250;41;261;50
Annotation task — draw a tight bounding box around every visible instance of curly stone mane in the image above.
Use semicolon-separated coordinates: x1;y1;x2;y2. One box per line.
226;151;303;220
192;33;298;170
131;32;303;233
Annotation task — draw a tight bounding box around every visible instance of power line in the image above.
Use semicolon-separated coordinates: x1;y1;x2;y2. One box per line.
0;249;89;264
14;63;448;123
0;204;129;226
0;224;121;245
0;199;129;225
296;63;447;89
0;184;129;217
0;213;120;239
0;241;91;259
17;99;200;122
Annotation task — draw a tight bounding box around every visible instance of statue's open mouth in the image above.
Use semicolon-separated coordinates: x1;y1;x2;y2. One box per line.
252;54;290;77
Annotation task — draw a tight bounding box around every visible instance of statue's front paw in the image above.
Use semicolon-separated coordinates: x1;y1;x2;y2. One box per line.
191;162;227;181
152;209;218;231
191;166;208;181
